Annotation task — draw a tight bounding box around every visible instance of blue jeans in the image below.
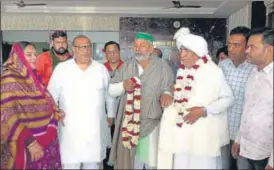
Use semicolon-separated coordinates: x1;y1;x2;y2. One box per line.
221;140;251;169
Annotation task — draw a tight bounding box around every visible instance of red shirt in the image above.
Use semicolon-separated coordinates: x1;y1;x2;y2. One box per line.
36;51;71;87
104;60;124;72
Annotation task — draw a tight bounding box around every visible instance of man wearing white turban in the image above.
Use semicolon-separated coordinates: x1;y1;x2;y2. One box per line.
157;27;234;169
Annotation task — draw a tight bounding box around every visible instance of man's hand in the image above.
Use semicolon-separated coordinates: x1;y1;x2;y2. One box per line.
265;165;273;170
123;79;135;92
27;141;44;162
231;142;240;158
160;94;173;108
107;118;115;127
183;107;204;124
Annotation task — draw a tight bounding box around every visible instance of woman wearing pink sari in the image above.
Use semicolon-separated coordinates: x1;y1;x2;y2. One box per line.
1;42;64;169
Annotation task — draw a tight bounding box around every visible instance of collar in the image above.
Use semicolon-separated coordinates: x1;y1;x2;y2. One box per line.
253;62;273;73
72;58;95;67
228;59;249;68
104;60;124;72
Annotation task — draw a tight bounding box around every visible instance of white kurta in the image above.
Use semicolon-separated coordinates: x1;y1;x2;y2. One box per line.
157;61;233;169
47;59;115;164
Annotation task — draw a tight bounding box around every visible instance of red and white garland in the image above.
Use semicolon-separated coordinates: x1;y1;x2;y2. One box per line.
121;77;142;149
174;56;208;127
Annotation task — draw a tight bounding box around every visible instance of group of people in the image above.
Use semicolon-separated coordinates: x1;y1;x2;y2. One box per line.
1;26;273;170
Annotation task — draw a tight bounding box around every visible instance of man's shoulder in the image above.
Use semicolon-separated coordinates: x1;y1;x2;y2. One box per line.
119;58;133;68
196;61;221;77
37;51;51;60
93;60;105;67
55;58;73;70
93;60;110;72
218;58;231;68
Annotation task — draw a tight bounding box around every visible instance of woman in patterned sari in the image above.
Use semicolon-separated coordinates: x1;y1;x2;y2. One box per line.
1;42;65;169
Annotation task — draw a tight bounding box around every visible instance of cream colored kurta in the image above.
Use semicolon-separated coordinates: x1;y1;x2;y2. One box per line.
47;59;115;164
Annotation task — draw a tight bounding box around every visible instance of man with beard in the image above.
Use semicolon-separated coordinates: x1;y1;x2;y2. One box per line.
37;31;72;86
104;41;124;78
108;32;174;169
232;27;273;170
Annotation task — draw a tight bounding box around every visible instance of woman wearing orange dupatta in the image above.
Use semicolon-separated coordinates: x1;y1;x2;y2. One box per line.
1;42;65;169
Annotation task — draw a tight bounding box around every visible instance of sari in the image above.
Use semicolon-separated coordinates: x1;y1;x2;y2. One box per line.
1;43;63;169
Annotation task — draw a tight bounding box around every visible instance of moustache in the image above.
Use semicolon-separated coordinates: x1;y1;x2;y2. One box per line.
134;53;149;61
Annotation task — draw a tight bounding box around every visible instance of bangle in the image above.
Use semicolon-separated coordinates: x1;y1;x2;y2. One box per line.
27;140;36;148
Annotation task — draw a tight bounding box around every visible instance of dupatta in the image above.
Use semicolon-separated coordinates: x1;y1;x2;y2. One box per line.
1;43;63;169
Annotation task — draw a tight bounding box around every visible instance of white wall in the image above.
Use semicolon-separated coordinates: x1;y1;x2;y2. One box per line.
265;1;273;27
1;14;119;31
227;3;252;36
2;31;119;43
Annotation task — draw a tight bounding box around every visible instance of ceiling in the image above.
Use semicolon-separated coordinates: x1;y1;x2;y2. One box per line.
1;0;253;18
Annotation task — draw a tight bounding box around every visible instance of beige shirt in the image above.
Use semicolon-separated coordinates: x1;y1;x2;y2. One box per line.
236;62;273;167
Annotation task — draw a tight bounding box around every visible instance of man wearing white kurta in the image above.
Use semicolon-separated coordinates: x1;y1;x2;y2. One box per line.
157;28;234;169
47;35;115;169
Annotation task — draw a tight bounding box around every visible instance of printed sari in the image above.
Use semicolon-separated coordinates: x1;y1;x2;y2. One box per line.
1;43;63;169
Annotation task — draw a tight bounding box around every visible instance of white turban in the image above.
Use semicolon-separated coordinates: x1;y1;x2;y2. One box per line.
173;27;209;58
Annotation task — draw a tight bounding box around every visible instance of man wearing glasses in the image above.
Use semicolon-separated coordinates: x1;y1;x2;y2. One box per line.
103;41;124;78
103;41;124;170
47;35;115;169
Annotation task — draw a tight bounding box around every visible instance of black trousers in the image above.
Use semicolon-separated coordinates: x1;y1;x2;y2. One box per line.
103;125;115;170
247;157;269;170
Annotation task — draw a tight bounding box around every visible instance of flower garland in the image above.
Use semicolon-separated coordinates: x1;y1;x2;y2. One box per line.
174;56;208;127
121;77;142;149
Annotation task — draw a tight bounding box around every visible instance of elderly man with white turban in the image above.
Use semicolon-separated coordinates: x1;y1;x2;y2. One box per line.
157;28;234;169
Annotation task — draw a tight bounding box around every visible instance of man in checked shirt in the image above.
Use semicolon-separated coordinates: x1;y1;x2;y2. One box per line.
232;27;273;170
219;26;254;169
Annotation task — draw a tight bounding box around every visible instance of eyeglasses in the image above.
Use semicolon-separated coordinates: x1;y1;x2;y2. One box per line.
106;50;119;55
74;45;92;51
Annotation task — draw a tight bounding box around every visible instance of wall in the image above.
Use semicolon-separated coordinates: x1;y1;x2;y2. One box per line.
227;3;252;35
265;1;274;28
120;17;227;63
2;30;119;43
1;14;119;31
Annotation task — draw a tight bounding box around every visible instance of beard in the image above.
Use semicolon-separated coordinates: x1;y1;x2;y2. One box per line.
53;47;68;55
134;53;150;61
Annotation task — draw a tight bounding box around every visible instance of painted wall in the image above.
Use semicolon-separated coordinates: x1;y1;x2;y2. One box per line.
119;17;227;64
2;31;119;43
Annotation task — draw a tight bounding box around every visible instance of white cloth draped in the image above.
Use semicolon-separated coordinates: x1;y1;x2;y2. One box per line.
157;61;233;169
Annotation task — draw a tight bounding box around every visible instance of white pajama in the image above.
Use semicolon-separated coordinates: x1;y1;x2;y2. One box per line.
62;162;99;169
173;153;222;169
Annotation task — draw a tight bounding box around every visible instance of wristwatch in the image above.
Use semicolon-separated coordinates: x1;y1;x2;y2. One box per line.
203;107;208;117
